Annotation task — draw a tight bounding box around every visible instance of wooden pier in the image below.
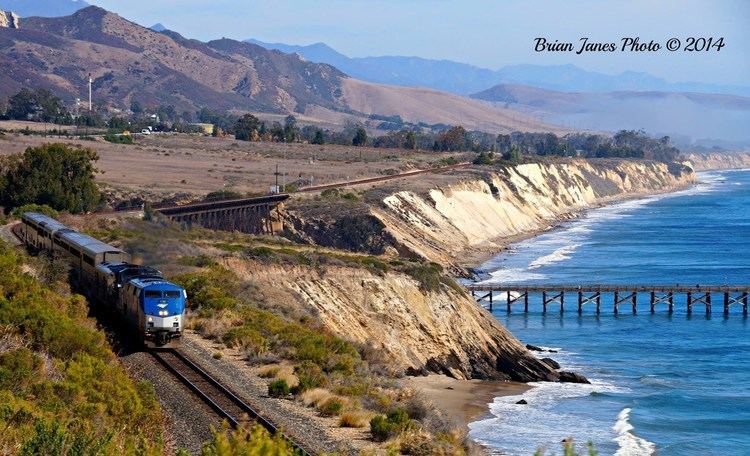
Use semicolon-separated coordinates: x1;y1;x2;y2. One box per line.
466;284;749;315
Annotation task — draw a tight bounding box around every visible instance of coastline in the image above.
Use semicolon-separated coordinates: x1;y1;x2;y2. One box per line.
457;180;698;271
450;166;748;455
443;170;709;453
403;374;530;431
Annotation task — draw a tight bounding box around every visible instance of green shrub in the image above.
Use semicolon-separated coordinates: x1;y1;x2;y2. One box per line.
293;361;327;393
268;379;290;398
173;266;240;311
201;424;294;455
10;203;58;219
177;255;218;268
402;262;444;292
369;408;413;442
472;151;494;165
103;133;134;144
0;348;42;393
318;397;344;417
369;415;391;442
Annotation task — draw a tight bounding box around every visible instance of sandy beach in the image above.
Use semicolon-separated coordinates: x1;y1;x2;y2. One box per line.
404;374;530;430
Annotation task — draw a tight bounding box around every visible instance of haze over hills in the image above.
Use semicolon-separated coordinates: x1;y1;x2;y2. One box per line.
472;84;750;143
0;0;88;17
247;38;750;98
0;6;556;133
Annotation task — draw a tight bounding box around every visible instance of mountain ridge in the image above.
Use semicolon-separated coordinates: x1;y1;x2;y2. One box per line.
247;38;750;98
0;6;557;134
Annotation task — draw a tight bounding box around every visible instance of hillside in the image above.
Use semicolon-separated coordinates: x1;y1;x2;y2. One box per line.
341;79;565;134
248;38;750;97
472;84;750;143
0;6;347;114
0;6;557;133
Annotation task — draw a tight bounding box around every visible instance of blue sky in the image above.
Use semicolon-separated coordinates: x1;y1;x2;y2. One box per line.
88;0;749;85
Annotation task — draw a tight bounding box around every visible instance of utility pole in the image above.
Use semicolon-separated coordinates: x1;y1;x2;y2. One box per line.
274;164;282;193
88;74;93;111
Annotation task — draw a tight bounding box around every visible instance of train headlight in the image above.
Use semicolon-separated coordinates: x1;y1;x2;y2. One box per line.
147;316;153;322
158;309;168;317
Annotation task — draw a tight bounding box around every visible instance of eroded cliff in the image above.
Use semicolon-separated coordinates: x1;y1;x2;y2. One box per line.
224;257;557;382
286;159;695;269
685;152;750;171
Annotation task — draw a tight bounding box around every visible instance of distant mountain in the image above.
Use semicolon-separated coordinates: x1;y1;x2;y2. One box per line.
472;84;750;143
0;6;556;134
0;0;88;17
0;6;347;114
246;39;501;95
149;23;166;32
247;39;750;98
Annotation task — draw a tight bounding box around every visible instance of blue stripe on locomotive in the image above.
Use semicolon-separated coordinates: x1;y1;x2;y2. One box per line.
140;282;186;317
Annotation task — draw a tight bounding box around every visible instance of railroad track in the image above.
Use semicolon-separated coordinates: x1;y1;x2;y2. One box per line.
149;348;310;455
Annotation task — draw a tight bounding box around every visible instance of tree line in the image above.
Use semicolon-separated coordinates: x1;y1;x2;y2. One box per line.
1;87;681;162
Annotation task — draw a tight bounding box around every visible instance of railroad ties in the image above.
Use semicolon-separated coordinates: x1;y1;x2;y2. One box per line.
467;285;750;316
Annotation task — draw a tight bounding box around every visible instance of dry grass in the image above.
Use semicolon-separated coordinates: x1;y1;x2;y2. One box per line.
258;364;281;378
338;411;371;428
0;133;471;201
300;388;333;408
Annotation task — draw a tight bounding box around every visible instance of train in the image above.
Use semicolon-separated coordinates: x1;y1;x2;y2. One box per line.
18;212;186;346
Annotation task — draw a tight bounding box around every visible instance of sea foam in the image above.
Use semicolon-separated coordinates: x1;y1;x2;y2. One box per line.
613;408;656;456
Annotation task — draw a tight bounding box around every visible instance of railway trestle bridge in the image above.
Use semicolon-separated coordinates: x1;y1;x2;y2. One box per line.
466;284;750;316
155;194;289;235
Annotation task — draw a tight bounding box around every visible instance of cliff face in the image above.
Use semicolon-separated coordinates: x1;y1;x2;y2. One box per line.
0;11;20;28
375;160;694;267
225;257;556;382
685;152;750;171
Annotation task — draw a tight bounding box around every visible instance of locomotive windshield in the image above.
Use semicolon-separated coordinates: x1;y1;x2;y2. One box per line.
144;290;162;298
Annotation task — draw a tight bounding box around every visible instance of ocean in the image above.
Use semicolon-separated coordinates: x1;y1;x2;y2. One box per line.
468;169;750;455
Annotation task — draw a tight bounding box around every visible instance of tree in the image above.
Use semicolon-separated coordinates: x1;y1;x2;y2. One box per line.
7;88;71;123
130;100;143;115
352;126;367;146
311;129;325;145
434;126;467;151
502;145;523;162
404;131;417;150
472;151;494;165
283;115;298;143
0;144;101;213
234;114;261;141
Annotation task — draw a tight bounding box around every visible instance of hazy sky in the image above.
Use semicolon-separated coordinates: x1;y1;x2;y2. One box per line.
88;0;749;85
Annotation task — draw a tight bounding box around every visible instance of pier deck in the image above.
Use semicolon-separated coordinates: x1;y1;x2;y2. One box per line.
466;284;750;315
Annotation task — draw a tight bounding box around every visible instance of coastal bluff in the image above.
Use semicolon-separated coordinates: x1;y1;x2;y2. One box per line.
275;159;694;383
225;257;560;382
375;159;695;268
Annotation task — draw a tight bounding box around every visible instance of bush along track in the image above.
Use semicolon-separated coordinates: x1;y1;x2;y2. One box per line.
0;240;164;455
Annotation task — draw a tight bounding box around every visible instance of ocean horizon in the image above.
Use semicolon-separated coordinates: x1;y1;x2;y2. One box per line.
469;169;750;455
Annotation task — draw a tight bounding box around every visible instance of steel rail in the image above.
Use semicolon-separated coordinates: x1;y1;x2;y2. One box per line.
150;348;310;455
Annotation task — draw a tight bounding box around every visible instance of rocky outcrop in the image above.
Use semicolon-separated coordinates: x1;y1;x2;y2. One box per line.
226;258;558;382
0;11;20;28
375;160;694;267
